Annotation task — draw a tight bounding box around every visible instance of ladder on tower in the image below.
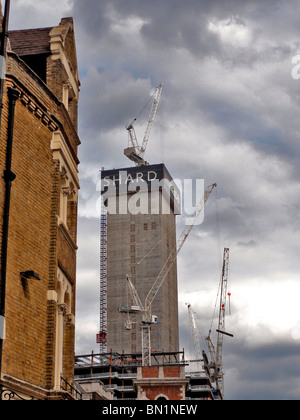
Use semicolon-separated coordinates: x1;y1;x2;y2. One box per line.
97;198;108;353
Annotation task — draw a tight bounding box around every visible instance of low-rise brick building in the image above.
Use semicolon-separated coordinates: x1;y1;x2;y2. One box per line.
0;8;81;400
74;351;221;400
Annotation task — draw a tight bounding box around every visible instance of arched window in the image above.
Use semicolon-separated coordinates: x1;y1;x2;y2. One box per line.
155;394;169;400
54;267;73;390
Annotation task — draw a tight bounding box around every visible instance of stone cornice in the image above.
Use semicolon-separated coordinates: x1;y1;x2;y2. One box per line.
6;52;81;147
5;78;58;132
5;75;80;167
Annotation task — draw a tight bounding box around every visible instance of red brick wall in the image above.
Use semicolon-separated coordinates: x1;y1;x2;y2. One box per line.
164;366;181;378
142;366;159;378
0;48;79;396
0;88;52;386
139;366;185;400
142;385;184;400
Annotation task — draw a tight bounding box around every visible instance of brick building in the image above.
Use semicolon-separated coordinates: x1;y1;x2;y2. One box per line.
0;9;81;400
135;365;189;400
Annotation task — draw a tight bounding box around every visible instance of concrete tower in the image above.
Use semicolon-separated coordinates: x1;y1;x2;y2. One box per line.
101;164;180;355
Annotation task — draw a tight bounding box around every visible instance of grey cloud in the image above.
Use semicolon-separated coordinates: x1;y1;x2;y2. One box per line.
79;71;153;135
237;240;257;248
225;338;300;399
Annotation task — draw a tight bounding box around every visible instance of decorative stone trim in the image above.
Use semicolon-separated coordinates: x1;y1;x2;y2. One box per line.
57;303;67;316
65;313;75;325
16;88;59;132
35;107;43;119
1;375;48;400
47;290;58;302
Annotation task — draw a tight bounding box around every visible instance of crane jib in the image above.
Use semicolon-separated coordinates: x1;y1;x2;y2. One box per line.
216;329;234;338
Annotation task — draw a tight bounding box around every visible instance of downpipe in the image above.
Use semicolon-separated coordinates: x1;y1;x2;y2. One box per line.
0;86;19;387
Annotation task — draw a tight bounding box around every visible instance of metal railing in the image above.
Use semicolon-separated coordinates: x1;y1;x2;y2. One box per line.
60;377;82;400
0;385;35;400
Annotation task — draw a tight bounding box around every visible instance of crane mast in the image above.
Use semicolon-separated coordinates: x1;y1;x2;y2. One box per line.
186;303;202;372
216;248;230;376
124;83;163;166
124;183;217;365
206;247;231;399
140;84;163;159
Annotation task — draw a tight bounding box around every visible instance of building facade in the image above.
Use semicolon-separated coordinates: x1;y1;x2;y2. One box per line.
0;14;80;400
135;365;189;400
101;164;180;356
74;351;221;400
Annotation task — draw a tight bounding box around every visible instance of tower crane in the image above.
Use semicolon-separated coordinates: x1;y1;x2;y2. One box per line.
124;183;217;365
124;83;163;166
206;247;233;399
186;303;203;372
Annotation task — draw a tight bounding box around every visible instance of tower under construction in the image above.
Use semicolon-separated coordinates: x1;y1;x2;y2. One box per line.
100;163;181;355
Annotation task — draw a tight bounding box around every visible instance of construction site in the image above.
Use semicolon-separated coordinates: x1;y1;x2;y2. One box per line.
75;84;233;401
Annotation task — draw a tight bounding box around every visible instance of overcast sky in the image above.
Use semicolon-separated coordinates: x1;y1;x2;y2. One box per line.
8;0;300;400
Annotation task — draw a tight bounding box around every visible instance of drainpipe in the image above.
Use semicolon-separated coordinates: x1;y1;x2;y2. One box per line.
0;86;19;383
0;0;11;131
0;0;12;389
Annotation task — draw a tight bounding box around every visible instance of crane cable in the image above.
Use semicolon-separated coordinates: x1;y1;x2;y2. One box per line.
209;274;222;336
127;87;158;130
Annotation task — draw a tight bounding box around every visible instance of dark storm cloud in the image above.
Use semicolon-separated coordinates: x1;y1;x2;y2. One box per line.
71;0;300;400
79;71;153;137
72;0;300;171
72;0;300;61
225;338;300;399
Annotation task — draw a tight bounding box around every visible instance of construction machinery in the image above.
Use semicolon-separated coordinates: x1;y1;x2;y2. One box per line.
186;303;203;372
124;183;217;365
124;83;163;166
206;247;233;399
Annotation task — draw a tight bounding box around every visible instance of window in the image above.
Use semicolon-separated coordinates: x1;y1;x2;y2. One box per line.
155;395;169;400
51;131;79;234
59;169;76;233
54;267;73;390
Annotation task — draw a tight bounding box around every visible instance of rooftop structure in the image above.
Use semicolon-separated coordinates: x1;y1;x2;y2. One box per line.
74;351;222;400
